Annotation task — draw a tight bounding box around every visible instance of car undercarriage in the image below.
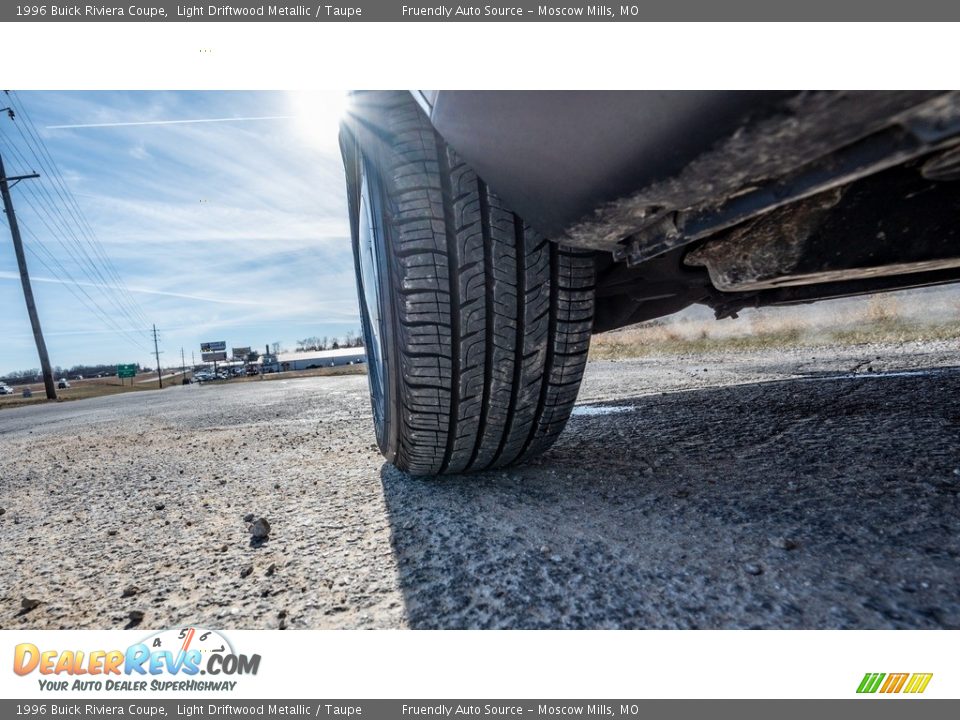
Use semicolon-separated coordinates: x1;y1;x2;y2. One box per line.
420;90;960;333
588;91;960;331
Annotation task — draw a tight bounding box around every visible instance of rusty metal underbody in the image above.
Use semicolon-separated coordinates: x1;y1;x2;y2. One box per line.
590;92;960;330
683;164;960;292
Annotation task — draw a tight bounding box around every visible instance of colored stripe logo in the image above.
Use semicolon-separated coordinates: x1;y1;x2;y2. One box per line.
857;672;933;694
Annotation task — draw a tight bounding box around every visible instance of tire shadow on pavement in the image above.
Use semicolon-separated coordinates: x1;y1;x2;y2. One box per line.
380;369;960;629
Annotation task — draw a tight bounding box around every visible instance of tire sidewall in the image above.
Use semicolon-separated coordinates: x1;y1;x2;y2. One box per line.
350;142;401;464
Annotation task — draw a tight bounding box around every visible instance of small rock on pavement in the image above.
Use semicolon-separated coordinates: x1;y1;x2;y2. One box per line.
121;585;140;598
154;503;165;511
21;598;41;611
265;563;276;576
242;513;255;523
0;507;5;516
769;536;799;551
743;562;764;576
240;565;253;579
248;517;271;540
128;610;145;624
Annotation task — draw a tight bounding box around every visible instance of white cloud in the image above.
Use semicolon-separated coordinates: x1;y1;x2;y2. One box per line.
0;91;360;374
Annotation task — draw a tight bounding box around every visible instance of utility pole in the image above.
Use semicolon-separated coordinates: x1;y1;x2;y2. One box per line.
152;324;162;388
180;347;186;381
0;146;57;400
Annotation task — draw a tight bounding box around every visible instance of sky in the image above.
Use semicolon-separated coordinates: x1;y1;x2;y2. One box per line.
0;91;357;376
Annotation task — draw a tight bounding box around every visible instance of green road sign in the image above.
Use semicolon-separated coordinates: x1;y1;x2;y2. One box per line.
117;364;137;378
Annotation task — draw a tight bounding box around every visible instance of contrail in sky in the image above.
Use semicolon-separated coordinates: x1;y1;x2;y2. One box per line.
46;115;293;130
0;270;260;305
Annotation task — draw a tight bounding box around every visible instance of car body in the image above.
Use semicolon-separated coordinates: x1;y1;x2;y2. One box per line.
57;379;70;389
340;91;960;475
0;383;14;395
403;91;960;330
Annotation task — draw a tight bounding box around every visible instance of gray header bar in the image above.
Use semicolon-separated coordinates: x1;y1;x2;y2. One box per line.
3;1;960;21
1;700;959;719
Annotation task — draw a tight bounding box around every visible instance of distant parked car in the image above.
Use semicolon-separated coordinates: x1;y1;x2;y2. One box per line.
57;379;70;389
0;383;14;395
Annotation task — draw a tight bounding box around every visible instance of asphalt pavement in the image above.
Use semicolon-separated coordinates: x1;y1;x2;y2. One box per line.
1;340;958;629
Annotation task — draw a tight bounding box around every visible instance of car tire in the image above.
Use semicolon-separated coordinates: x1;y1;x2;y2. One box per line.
343;91;595;476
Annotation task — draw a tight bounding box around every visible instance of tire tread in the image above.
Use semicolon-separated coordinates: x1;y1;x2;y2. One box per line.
370;92;594;475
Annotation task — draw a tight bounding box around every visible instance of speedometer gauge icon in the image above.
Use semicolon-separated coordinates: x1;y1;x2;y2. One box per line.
141;626;234;658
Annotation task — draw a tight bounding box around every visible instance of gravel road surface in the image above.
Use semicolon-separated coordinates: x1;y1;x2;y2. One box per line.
2;340;959;629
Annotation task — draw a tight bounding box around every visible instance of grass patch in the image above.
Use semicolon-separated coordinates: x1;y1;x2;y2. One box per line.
0;365;367;410
589;319;960;361
227;365;367;383
0;373;184;410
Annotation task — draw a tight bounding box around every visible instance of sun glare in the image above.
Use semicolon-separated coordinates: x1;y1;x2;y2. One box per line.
288;91;350;152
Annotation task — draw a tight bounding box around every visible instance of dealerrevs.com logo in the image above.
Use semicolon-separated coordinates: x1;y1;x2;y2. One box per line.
857;673;933;695
13;627;260;692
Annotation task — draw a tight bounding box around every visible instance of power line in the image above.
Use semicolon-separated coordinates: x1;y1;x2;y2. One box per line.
24;228;149;351
0;121;151;335
0;127;146;333
12;181;151;338
0;124;144;328
19;223;152;353
0;100;153;355
1;203;152;354
14;210;152;351
5;91;152;329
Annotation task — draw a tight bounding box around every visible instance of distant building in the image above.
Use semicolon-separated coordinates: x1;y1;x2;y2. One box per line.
261;353;280;373
276;347;366;371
